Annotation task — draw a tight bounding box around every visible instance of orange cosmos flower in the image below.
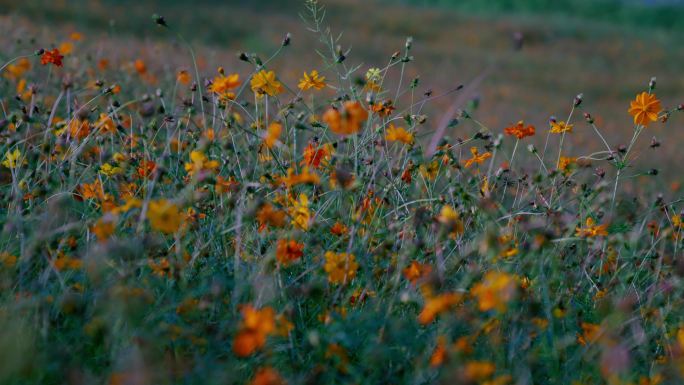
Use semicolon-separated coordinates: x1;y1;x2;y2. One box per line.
301;141;332;169
137;159;156;179
250;367;286;385
418;293;462;324
504;120;535;139
251;70;283;97
41;49;64;67
402;260;432;285
575;217;608;238
298;70;326;91
279;167;320;188
256;203;287;232
263;121;282;149
385;124;414;145
470;271;517;312
429;336;448;367
322;101;368;135
463;147;492;168
330;221;348;236
69;119;90;140
628;92;662;127
557;156;577;175
210;73;241;99
371;100;395;117
323;251;358;284
177;70;191;85
233;305;276;357
276;239;304;266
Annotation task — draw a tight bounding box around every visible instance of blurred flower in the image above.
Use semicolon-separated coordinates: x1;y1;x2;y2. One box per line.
263;121;282;149
257;203;287;232
471;271;517;312
323;251;358;284
210;72;240;99
233;305;276;357
250;367;286;385
301;141;333;169
289;194;311;231
2;149;22;169
41;49;64;67
147;199;182;234
322;101;368;135
575;217;608;238
385;124;414;145
418;293;462;324
276;239;304;266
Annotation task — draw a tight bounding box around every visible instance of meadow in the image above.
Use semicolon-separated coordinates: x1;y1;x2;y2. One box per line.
1;0;684;384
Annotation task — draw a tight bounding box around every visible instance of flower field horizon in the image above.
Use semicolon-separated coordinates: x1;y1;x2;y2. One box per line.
1;1;684;384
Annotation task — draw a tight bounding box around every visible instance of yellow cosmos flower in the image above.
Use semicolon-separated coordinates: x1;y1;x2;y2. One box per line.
147;199;182;234
298;70;326;91
2;149;22;169
251;70;283;97
323;251;358;284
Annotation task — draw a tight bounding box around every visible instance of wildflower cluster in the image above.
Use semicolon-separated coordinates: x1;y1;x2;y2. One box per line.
0;2;682;384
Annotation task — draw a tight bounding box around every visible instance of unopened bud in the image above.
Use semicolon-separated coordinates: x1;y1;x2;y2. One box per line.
584;112;593;124
527;144;536;153
238;52;250;62
649;77;657;91
153;14;167;27
574;93;583;107
282;33;291;47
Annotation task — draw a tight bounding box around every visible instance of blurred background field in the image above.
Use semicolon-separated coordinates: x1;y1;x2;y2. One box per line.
2;0;683;178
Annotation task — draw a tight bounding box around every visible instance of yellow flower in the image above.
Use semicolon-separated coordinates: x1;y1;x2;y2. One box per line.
147;199;182;234
2;149;21;169
99;163;123;177
184;150;220;176
298;70;326;91
385;124;414;145
549;120;573;134
471;271;517;312
251;70;283;97
323;251;359;284
289;194;311;231
629;92;662;127
59;41;74;55
0;252;18;268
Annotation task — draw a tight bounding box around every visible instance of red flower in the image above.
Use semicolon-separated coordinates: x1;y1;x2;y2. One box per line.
41;49;64;67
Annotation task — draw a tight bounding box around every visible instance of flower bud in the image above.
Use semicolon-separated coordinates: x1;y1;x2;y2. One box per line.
282;33;291;47
583;112;593;124
153;14;167;27
574;93;583;107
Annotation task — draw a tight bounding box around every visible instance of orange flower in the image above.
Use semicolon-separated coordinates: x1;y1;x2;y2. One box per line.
470;271;517;312
69;119;91;140
429;336;448;367
256;203;287;232
628;92;662;127
418;293;462;324
276;239;304;266
41;49;64;67
577;322;602;346
463;361;496;382
575;217;608;238
215;176;239;194
330;221;348;236
504;120;535;139
263;122;282;149
233;305;276;357
385;124;414;145
279;167;320;188
137;159;157;179
250;367;286;385
210;73;241;99
464;147;492;168
371;100;395;117
557;156;577;174
301;141;332;169
177;70;191;85
322;101;368;135
402;261;432;285
134;59;147;75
